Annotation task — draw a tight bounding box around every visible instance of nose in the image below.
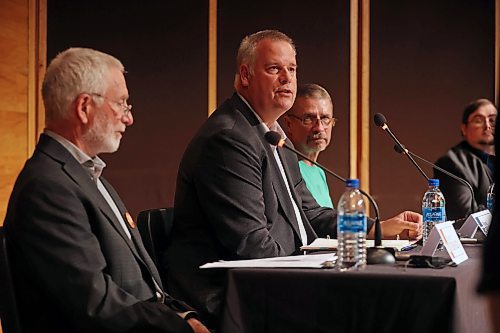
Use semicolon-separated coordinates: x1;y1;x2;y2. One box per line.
312;117;325;130
122;111;134;126
279;68;292;84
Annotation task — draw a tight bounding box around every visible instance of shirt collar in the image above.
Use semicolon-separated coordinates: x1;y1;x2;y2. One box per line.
462;140;494;163
44;129;106;181
236;93;288;149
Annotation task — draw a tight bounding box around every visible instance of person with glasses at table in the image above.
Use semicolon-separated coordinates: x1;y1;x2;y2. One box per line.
282;83;336;208
166;30;423;325
3;47;209;333
434;98;497;220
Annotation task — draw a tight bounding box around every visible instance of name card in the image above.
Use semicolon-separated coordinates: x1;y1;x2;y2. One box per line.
421;221;468;265
457;209;492;238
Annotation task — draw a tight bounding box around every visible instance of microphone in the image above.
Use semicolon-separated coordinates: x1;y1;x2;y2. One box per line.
264;131;395;265
373;113;430;181
393;144;477;217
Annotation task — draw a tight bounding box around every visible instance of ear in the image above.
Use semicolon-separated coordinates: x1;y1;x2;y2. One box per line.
460;123;466;137
75;94;92;125
282;115;293;132
240;65;250;88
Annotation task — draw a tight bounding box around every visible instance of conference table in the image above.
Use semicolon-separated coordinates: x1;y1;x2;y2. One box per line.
219;245;490;333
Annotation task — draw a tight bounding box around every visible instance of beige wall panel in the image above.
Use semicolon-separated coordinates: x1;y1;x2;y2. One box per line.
0;112;28;220
0;0;29;225
0;1;29;113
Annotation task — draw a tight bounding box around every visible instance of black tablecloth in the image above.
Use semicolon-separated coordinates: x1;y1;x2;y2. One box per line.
220;245;490;333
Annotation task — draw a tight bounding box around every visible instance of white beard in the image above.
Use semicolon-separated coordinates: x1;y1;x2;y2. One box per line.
83;112;121;155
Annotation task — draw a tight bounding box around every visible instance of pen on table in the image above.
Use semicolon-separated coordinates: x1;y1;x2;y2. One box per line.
400;243;418;251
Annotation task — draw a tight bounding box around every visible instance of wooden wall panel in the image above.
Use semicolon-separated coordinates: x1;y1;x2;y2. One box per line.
0;0;29;224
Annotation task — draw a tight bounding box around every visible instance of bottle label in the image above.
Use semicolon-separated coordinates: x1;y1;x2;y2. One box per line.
422;207;446;223
487;194;495;212
338;213;367;232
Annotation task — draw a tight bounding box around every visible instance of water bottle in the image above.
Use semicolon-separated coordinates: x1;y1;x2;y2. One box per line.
337;178;367;270
487;182;495;213
422;179;446;245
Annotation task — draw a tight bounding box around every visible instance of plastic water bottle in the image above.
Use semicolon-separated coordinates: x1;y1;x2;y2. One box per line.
337;178;367;270
487;182;495;213
422;179;446;245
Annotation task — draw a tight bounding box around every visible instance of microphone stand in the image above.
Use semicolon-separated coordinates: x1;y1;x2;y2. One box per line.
379;124;429;182
267;135;395;265
393;144;477;217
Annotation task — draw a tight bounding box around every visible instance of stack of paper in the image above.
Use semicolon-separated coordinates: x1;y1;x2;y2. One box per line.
200;253;337;269
300;238;412;251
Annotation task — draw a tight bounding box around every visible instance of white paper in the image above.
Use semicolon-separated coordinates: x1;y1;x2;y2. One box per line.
420;227;441;256
435;221;468;265
458;209;491;238
301;238;412;251
200;253;337;269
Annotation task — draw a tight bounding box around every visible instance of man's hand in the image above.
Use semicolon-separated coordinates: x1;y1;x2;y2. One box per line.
378;210;423;240
187;318;210;333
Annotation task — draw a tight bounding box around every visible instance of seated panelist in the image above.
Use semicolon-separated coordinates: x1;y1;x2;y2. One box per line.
165;29;423;324
434;99;497;220
282;83;336;208
3;48;209;333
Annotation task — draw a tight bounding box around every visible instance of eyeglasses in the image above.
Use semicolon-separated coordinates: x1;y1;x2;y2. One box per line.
90;93;132;116
288;114;337;127
468;115;496;127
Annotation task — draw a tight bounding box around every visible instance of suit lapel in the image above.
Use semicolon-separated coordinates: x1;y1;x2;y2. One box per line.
101;178;164;287
278;144;317;239
228;95;304;241
264;140;304;239
64;161;136;248
38;135;163;287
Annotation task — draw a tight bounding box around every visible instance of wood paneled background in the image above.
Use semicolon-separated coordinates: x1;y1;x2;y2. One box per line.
0;0;498;331
1;0;33;225
1;0;498;223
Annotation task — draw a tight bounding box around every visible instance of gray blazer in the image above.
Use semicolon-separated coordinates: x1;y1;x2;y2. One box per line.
165;93;358;324
4;134;194;333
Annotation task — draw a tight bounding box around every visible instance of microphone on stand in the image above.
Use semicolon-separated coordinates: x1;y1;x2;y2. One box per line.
393;144;477;218
373;113;430;182
372;112;477;222
264;131;395;265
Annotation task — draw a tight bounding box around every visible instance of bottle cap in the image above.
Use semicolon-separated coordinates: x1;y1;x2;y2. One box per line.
428;178;439;187
346;178;359;189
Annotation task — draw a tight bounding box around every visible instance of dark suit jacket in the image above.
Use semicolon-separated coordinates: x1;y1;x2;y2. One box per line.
434;140;494;220
166;93;367;325
478;124;500;293
3;134;194;333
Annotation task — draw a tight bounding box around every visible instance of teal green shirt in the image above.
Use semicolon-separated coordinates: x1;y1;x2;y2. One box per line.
298;160;334;208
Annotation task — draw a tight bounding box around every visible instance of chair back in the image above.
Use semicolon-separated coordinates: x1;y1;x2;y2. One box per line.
137;208;173;286
0;226;22;333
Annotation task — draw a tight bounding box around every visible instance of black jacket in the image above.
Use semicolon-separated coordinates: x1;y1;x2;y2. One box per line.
434;140;494;220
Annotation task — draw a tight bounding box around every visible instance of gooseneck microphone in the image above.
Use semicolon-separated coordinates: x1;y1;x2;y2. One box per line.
393;144;477;215
264;131;395;265
374;113;430;182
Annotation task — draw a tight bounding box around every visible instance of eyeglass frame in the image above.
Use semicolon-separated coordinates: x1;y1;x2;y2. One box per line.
287;114;337;127
467;115;497;127
89;93;132;116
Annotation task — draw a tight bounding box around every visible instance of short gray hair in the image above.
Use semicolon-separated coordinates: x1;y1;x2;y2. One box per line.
290;83;334;113
42;47;124;124
236;30;295;74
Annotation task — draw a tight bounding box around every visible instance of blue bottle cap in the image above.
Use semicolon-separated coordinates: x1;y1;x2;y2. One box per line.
428;179;439;187
346;178;359;189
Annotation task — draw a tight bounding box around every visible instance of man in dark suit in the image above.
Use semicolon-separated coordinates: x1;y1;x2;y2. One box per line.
434;99;497;220
3;48;209;333
166;30;422;325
